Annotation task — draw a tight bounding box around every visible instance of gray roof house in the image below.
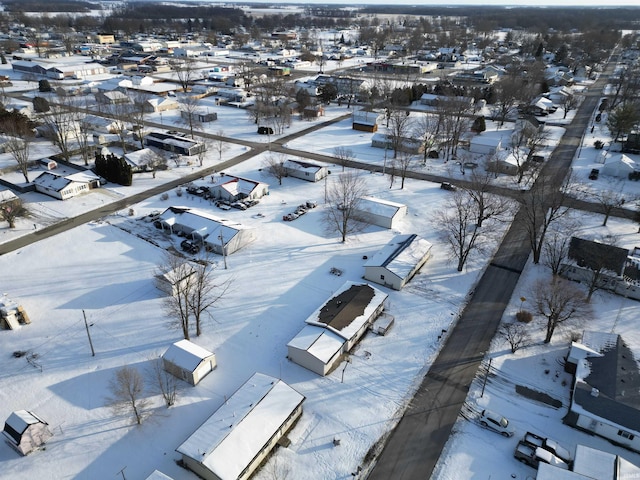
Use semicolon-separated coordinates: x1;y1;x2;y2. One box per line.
283;159;328;183
565;331;640;454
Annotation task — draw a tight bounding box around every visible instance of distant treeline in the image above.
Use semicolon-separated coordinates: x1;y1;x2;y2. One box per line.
2;0;95;12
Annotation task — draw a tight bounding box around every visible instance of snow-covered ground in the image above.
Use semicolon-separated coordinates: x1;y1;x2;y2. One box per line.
2;52;640;480
0;151;508;479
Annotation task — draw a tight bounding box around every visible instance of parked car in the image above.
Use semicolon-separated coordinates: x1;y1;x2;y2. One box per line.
523;432;572;464
230;201;248;210
479;410;515;437
257;126;274;135
514;440;569;470
589;168;600;180
215;200;231;210
180;239;201;254
440;182;456;191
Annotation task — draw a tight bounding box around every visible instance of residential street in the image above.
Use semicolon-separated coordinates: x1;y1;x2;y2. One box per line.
366;54;616;480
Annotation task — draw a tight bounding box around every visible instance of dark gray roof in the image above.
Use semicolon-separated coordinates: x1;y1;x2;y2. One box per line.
568;237;629;275
575;336;640;432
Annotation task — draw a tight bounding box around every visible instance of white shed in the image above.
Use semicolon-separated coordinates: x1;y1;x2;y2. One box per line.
469;135;502;155
145;471;174;480
2;410;53;456
601;154;637;178
176;373;304;480
162;339;216;386
355;196;408;229
364;234;433;290
287;325;346;376
155;262;197;296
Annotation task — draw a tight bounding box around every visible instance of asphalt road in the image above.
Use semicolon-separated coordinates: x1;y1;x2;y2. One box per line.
367;56;616;480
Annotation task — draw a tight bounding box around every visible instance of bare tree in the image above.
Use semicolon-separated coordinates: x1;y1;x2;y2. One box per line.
499;322;530;353
324;171;368;243
107;366;149;425
130;91;153;149
178;94;202;139
1;122;33;182
386;108;412;159
395;152;415;189
490;77;525;127
40;95;81;161
148;357;178;407
531;277;590;343
333;146;354;172
157;253;230;339
262;152;288;185
541;218;578;276
414;112;442;165
212;131;229;161
590;184;630;226
436;189;488;272
141;150;167;178
463;166;514;227
171;57;197;93
437;96;472;162
0;199;26;228
519;174;573;264
559;92;580;119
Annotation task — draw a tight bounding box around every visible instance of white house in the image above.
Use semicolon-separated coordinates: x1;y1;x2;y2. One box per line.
565;331;640;454
469;135;502;155
601;154;637;178
32;170;100;200
210;174;269;202
287;282;388;376
176;372;304;480
364;234;433;290
162;339;216;386
145;471;174;480
355;196;408;229
283;159;328;182
2;410;53;456
157;207;256;255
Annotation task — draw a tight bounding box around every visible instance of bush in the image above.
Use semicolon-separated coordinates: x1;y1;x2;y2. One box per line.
160;193;169;201
32;96;50;113
38;79;52;92
516;310;533;323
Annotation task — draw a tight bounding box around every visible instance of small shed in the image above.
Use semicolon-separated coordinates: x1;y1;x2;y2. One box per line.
601;154;637;179
364;234;433;290
145;471;174;480
469;135;502;155
3;410;53;455
355;196;408;229
352;109;381;132
287;325;346;376
155;262;197;296
162;339;216;386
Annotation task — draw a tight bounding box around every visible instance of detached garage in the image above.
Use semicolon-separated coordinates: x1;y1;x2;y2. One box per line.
2;410;52;456
364;234;433;290
355;196;408;229
162;339;216;386
176;372;304;480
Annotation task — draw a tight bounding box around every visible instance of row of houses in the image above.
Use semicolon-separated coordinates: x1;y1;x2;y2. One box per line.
11;60;108;79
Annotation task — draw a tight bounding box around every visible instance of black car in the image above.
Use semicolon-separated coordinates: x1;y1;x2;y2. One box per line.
589;168;599;180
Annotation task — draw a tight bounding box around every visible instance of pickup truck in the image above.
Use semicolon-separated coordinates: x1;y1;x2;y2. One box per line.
523;431;572;464
514;440;569;470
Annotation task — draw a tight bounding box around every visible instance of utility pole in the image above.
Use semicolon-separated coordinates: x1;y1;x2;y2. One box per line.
219;234;228;270
82;309;95;357
116;466;127;480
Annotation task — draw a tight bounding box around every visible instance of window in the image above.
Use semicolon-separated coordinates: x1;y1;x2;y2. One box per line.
380;275;385;280
618;430;635;440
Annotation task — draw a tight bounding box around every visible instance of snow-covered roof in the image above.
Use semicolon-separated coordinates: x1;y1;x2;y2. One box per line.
0;189;18;204
4;410;47;434
176;373;304;480
162;339;214;372
214;175;268;197
573;444;616;479
305;281;388;341
287;324;344;364
283;159;325;173
33;171;73;192
470;135;502;147
145;471;174;480
158;206;252;242
365;234;432;280
358;196;406;219
125;148;155;167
